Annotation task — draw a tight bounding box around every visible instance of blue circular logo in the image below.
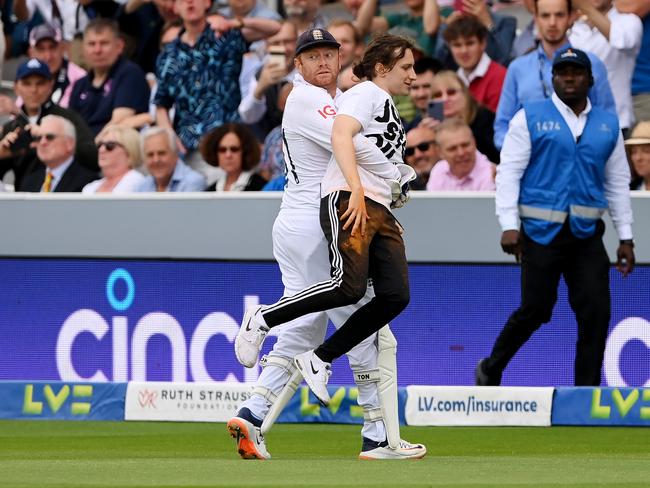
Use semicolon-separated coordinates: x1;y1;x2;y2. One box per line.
106;268;135;311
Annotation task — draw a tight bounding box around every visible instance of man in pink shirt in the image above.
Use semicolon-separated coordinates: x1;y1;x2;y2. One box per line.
426;118;496;191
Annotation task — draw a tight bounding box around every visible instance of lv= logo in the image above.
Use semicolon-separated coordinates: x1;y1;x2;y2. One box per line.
23;384;93;415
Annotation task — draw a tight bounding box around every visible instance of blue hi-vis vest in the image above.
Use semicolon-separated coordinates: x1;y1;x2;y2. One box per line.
519;100;619;245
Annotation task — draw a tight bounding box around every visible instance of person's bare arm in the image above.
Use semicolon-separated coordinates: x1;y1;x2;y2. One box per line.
423;0;441;37
573;0;611;39
13;0;30;21
108;107;137;127
207;15;281;42
155;106;187;154
117;112;155;129
125;0;149;14
355;0;388;37
240;17;282;42
331;114;368;237
615;0;650;17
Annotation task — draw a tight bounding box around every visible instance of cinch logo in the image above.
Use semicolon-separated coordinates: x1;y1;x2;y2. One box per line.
590;388;650;420
56;268;263;384
22;384;92;416
604;317;650;387
300;386;363;419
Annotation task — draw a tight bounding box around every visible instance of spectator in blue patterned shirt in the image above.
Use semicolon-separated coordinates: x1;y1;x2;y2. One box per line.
154;0;281;181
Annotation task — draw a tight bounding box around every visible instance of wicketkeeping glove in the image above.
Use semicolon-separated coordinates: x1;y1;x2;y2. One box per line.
390;164;417;209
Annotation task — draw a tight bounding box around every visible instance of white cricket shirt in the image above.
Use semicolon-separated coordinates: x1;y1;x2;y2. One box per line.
280;74;394;210
321;81;406;208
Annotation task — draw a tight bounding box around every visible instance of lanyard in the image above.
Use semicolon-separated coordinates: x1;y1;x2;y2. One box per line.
538;50;551;99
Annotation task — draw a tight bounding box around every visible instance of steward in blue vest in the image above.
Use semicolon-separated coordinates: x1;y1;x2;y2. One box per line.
476;47;635;387
519;99;618;245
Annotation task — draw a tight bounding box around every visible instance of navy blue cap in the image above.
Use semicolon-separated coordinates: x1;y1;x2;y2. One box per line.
552;47;592;72
295;28;340;57
16;58;52;81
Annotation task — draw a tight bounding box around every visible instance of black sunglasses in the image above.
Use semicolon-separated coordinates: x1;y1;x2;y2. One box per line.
405;141;435;157
96;141;124;151
32;133;61;142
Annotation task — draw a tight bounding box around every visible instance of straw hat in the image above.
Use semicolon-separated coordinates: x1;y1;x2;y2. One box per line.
625;121;650;146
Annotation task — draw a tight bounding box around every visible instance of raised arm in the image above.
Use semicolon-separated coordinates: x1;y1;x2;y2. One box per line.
355;0;389;38
208;15;282;43
240;17;282;42
423;0;441;37
615;0;650;17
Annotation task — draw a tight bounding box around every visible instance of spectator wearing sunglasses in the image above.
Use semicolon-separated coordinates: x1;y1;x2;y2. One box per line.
426;70;499;164
200;123;267;191
427;118;495;191
20;115;98;192
405;126;439;189
0;58;97;191
136;127;206;192
82;125;145;194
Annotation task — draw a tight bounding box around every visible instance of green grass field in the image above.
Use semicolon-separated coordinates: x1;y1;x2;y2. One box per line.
1;420;648;487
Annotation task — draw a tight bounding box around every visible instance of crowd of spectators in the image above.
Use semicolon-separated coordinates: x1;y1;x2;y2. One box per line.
0;0;648;194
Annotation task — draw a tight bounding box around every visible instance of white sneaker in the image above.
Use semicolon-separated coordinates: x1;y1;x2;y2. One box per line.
235;306;269;368
294;349;331;406
358;437;427;460
226;413;271;460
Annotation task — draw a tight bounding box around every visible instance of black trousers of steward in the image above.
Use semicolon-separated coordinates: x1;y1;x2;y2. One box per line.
484;220;611;386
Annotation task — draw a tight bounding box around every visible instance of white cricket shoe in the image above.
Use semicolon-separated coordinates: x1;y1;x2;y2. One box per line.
294;349;331;406
359;437;427;460
226;409;271;460
235;306;269;368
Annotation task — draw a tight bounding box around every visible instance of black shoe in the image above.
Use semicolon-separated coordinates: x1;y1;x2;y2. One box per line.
475;358;501;386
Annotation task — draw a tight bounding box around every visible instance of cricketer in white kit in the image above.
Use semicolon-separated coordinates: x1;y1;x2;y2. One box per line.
227;28;425;461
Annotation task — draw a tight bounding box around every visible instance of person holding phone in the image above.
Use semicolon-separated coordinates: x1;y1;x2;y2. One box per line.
403;56;443;132
238;21;298;140
425;70;500;163
0;58;97;190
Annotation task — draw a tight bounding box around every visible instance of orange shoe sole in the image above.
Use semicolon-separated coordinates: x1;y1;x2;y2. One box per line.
226;418;266;460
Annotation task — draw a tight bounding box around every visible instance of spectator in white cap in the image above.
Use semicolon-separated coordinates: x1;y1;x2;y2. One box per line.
0;23;88;116
28;23;87;108
625;121;650;191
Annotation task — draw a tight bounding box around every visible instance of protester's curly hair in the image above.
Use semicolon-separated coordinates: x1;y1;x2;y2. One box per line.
352;34;415;81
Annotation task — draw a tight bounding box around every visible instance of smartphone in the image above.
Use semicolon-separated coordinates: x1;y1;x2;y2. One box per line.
427;101;444;121
268;46;286;68
453;0;465;13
